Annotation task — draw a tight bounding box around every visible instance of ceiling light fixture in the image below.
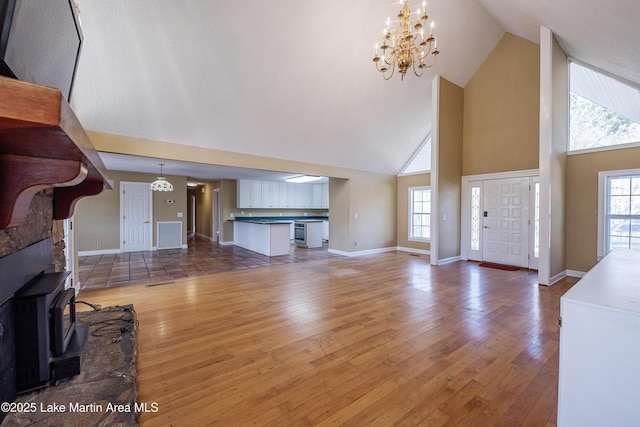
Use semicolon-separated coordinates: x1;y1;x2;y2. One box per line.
150;163;173;192
372;0;439;80
286;175;322;184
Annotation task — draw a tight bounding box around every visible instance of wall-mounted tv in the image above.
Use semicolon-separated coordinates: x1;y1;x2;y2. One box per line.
0;0;83;101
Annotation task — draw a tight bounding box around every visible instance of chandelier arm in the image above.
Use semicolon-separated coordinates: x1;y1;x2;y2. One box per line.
383;61;395;80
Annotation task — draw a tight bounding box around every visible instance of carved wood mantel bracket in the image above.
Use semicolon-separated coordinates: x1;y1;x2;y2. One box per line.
0;77;113;230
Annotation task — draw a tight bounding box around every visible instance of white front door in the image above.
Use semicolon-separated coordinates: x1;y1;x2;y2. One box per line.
482;177;530;268
121;182;152;252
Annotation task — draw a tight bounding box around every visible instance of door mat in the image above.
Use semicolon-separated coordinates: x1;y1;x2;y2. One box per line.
479;262;520;271
4;305;138;426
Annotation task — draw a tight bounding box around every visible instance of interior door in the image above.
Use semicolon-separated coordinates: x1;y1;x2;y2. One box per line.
482;177;530;268
121;182;152;252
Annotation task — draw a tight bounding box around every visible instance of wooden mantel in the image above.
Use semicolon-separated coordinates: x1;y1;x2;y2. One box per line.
0;76;113;229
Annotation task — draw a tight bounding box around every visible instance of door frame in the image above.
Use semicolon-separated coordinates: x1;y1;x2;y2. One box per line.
461;169;539;268
212;188;221;242
119;181;153;253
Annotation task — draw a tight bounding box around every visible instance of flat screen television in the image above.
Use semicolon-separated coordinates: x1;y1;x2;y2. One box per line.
0;0;83;101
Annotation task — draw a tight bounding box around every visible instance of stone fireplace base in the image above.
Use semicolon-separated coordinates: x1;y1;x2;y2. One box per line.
3;305;138;426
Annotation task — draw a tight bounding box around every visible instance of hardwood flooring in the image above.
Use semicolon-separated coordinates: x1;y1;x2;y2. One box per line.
77;251;577;426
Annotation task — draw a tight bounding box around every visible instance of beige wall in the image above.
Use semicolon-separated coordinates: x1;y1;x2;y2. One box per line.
567;146;640;272
437;78;464;261
463;33;540;176
194;181;217;238
329;178;350;251
397;173;431;251
88;131;397;253
75;170;187;252
549;35;568;280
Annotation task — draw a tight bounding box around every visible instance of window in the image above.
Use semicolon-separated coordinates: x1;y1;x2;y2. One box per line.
409;187;430;241
470;186;480;251
603;175;640;253
400;136;431;175
570;61;640;152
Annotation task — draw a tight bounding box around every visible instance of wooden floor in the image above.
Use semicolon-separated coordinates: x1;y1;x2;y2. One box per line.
77;252;577;426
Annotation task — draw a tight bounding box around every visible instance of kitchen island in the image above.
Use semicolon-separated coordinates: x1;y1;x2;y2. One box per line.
233;220;292;256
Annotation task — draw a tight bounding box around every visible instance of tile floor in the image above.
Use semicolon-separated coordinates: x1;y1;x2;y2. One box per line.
78;235;335;290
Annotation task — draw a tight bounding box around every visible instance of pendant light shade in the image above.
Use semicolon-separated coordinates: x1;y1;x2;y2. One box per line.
150;163;173;192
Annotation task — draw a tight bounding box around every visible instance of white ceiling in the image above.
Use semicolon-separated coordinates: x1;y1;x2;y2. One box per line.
70;0;640;182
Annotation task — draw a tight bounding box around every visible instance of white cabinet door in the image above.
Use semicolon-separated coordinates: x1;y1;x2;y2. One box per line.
322;220;329;241
237;179;262;208
262;181;279;208
321;183;329;208
280;182;296;208
311;184;322;208
295;184;312;208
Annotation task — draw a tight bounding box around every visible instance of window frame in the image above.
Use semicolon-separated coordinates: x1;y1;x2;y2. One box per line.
597;168;640;259
408;186;431;242
569;59;640;155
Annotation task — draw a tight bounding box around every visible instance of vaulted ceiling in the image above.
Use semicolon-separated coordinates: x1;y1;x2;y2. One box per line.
70;0;640;181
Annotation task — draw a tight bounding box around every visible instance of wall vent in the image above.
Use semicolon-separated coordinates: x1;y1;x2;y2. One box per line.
157;222;182;250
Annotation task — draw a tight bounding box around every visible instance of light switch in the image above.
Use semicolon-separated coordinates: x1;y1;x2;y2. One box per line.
177;212;183;218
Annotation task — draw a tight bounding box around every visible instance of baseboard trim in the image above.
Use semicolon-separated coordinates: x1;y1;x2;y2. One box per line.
196;233;217;242
219;241;234;246
328;247;397;257
566;269;586;278
542;270;568;286
437;255;461;265
396;246;430;256
78;248;121;257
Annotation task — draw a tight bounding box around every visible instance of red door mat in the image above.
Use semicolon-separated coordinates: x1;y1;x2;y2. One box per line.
479;262;520;271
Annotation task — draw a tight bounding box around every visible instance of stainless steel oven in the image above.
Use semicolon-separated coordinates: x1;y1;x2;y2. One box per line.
294;222;307;246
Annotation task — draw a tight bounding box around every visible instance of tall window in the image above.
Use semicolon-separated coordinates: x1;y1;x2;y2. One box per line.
570;61;640;152
604;174;640;252
409;187;430;241
470;186;481;251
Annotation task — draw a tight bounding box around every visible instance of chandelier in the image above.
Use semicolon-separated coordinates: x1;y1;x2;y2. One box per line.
150;163;173;192
372;0;439;80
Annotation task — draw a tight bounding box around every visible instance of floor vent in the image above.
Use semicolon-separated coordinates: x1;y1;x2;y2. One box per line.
157;221;182;249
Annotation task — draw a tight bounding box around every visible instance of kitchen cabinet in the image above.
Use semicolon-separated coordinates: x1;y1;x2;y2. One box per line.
311;184;322;208
237;179;328;209
295;183;313;208
321;183;329;208
311;183;329;209
261;181;279;208
280;182;297;208
237;179;262;208
557;249;640;427
322;220;329;241
233;221;291;256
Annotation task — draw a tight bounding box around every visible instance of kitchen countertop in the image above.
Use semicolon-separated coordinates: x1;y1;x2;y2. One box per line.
240;220;293;225
233;216;328;222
